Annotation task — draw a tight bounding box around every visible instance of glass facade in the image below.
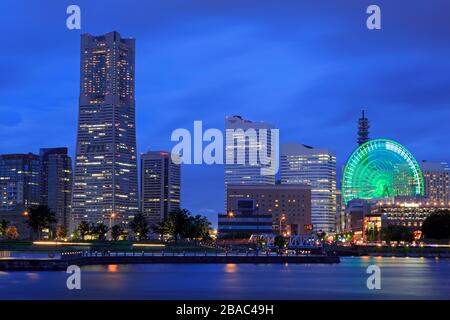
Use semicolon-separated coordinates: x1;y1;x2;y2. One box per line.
281;143;337;233
72;31;139;227
39;148;72;229
0;154;40;211
140;151;181;227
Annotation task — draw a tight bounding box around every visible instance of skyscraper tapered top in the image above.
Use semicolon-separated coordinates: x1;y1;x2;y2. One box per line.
357;110;370;146
72;31;138;227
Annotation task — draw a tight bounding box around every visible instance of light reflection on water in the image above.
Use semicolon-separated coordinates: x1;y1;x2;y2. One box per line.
224;263;237;273
0;257;449;300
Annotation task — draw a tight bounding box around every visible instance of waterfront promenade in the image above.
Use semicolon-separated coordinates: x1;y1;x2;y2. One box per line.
0;251;340;271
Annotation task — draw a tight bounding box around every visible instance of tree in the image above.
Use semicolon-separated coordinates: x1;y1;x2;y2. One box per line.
5;226;19;240
160;209;212;241
164;209;191;242
316;231;327;241
382;225;414;243
56;225;68;240
26;205;57;239
422;210;450;240
187;215;212;240
111;224;126;241
129;213;149;241
0;220;9;239
92;223;108;241
274;235;287;250
77;221;91;240
151;222;169;241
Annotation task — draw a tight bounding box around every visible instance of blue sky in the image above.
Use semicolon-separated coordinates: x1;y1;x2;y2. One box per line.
1;0;449;226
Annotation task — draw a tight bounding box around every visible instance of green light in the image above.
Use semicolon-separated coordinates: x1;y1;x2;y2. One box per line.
343;139;424;205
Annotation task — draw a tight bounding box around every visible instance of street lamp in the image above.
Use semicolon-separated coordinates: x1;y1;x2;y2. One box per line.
227;211;234;240
109;212;117;241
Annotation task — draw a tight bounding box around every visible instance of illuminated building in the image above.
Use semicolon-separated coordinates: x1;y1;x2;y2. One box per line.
39;148;72;230
140;151;181;227
363;201;450;240
335;188;345;232
281;143;336;232
343;139;424;205
224;115;276;208
219;184;312;238
345;198;450;240
420;161;450;203
0;153;40;211
72;31;139;228
344;199;373;237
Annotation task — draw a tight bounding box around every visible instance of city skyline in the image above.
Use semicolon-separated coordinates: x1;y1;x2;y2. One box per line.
1;0;450;225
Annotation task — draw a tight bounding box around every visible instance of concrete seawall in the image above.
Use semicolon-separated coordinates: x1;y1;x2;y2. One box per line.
0;255;340;271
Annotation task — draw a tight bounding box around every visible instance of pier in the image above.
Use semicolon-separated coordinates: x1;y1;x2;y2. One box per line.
0;251;340;271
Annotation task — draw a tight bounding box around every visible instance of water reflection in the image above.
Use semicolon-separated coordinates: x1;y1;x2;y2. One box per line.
107;265;119;273
224;264;237;273
0;257;448;300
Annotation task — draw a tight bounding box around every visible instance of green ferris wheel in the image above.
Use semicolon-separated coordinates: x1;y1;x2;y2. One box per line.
342;139;424;205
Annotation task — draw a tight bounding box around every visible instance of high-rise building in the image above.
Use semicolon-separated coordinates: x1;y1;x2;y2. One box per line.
281;143;337;232
335;188;345;233
0;154;40;212
357;110;370;146
219;184;311;238
224;115;276;207
39;148;72;229
420;161;450;204
140;151;181;226
72;31;139;227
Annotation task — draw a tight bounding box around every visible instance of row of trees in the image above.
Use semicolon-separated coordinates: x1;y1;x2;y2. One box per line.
0;205;213;242
127;209;212;241
365;225;415;243
74;208;212;242
364;210;450;243
422;210;450;240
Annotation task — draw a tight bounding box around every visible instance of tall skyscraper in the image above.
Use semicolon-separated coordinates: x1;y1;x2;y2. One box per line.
281;144;337;232
420;161;450;204
335;188;345;233
39;148;72;229
357;110;370;146
72;31;139;227
224;115;276;187
140;151;181;226
0;154;40;212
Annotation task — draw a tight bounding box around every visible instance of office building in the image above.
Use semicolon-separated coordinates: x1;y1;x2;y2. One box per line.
336;188;345;232
140;151;181;226
0;153;40;212
72;31;139;227
420;161;450;204
224;115;276;189
281;143;336;232
39;148;72;229
219;184;312;238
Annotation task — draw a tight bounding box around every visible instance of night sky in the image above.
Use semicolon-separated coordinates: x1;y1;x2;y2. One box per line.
1;0;449;226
